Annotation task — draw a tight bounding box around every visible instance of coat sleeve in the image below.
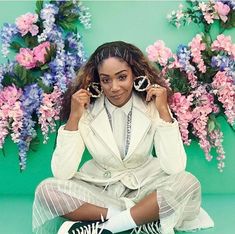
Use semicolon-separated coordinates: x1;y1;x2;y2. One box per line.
153;109;187;174
51;125;85;179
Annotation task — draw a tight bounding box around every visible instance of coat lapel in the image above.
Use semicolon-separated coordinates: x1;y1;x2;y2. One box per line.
88;93;151;162
124;94;151;160
89;95;122;161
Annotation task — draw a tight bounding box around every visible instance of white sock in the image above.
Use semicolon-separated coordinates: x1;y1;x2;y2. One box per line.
102;208;137;233
106;207;121;219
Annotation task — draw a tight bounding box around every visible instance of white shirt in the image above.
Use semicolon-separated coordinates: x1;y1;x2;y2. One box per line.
104;96;133;158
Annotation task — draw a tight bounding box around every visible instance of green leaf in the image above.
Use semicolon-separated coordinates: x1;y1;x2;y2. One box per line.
58;20;77;32
221;10;235;29
40;64;49;70
36;0;44;15
24;35;38;48
65;14;79;23
10;41;23;52
29;136;40;152
37;80;53;93
208;118;215;133
22;67;27;81
1;147;6;157
60;1;73;12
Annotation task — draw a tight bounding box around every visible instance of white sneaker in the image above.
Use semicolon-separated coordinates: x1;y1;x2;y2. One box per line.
57;220;112;234
57;221;78;234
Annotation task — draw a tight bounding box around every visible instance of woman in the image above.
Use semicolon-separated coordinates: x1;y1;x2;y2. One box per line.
33;41;214;234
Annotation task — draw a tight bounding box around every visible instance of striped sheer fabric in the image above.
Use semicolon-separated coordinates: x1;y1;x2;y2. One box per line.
32;171;201;234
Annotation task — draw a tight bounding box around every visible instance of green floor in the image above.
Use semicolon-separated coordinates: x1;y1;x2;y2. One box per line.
0;194;234;234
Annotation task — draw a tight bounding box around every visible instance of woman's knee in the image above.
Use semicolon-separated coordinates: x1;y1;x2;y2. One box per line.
176;171;201;195
34;178;59;207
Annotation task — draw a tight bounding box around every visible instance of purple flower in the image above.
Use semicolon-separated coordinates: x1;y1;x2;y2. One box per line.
17;84;43;169
176;44;195;72
211;55;234;71
66;32;79;50
0;61;16;89
41;72;56;87
22;84;42;112
40;3;59;20
0;23;18;57
0;0;90;170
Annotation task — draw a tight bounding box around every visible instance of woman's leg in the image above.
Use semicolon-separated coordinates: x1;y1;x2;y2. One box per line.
63;203;108;221
63;190;159;223
100;191;159;233
131;191;159;225
59;191;160;234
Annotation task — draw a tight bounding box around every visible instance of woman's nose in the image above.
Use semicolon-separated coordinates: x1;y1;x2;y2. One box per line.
110;80;120;91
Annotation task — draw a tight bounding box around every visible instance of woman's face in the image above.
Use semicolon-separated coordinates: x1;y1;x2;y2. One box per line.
98;57;134;107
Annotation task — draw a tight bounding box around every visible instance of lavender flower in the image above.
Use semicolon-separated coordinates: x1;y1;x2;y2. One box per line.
211;55;235;72
38;4;59;42
41;72;55;87
18;84;43;170
76;2;92;29
0;23;18;57
0;0;90;170
176;44;195;73
0;61;16;89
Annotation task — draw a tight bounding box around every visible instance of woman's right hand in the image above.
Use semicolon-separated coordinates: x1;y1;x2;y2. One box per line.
65;89;91;130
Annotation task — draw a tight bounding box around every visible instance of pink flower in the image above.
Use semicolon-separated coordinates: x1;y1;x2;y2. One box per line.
231;44;235;58
15;12;39;36
146;40;173;66
171;92;193;145
38;86;62;143
211;34;233;53
15;42;50;69
212;71;235;124
214;2;230;22
204;13;214;24
198;2;217;24
198;2;207;12
16;48;37;69
187;72;198;88
33;42;50;64
209;129;225;172
189;34;206;73
0;86;23;147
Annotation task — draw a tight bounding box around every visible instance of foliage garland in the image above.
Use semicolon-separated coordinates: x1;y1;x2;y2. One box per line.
0;0;91;170
147;0;235;171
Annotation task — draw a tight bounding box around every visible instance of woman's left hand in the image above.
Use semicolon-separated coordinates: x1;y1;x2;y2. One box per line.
146;84;173;122
146;84;168;111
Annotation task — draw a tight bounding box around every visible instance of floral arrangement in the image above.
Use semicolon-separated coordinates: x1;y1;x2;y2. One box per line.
0;0;91;170
147;0;235;172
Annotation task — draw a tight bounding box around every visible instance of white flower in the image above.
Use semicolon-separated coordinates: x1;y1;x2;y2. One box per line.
178;4;184;9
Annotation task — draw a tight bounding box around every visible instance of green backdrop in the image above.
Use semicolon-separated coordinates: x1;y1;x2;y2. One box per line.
0;0;234;195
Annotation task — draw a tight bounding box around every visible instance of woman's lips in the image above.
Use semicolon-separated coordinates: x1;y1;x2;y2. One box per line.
112;94;123;99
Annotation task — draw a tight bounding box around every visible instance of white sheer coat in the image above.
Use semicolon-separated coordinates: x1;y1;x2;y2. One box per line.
51;92;187;186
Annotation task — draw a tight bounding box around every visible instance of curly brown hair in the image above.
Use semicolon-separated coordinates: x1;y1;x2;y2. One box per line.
61;41;171;121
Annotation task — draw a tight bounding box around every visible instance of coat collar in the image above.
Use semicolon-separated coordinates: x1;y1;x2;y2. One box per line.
88;92;151;161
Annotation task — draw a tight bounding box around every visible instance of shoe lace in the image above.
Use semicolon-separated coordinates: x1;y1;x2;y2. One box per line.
72;221;105;234
130;220;161;234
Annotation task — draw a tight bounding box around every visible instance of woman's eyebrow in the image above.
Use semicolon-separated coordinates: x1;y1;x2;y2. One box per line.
99;69;128;76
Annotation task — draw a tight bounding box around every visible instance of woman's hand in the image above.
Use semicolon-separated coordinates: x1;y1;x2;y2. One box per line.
146;84;173;123
70;89;91;119
65;89;91;130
